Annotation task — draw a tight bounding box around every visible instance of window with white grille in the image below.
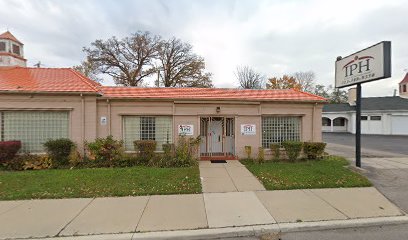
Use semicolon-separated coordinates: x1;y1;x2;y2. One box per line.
262;116;301;148
123;116;172;151
0;111;69;153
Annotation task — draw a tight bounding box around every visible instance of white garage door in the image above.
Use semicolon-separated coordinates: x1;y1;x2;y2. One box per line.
391;116;408;135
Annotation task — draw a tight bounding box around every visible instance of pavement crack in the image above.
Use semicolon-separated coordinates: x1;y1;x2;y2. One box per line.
55;198;95;237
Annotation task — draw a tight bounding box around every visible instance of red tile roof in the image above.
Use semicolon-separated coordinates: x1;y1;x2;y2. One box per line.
100;86;326;102
0;67;326;102
0;31;23;45
0;67;101;93
400;73;408;84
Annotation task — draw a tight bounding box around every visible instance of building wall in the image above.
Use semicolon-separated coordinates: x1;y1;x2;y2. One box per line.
0;55;26;67
0;94;323;158
0;93;98;153
323;111;408;135
98;100;323;158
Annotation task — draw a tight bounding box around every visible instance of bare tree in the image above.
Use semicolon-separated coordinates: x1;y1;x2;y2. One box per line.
293;71;316;92
72;58;102;82
313;84;330;99
158;38;213;88
83;31;161;86
235;66;265;89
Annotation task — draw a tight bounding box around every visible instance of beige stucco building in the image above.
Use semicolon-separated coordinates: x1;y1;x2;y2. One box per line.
0;32;326;159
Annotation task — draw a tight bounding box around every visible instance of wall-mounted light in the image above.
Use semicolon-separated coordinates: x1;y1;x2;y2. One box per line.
216;106;221;113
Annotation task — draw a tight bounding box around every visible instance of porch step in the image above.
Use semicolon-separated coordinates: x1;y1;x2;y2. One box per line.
200;155;239;161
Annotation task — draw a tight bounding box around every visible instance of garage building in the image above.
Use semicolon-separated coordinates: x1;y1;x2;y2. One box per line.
323;74;408;135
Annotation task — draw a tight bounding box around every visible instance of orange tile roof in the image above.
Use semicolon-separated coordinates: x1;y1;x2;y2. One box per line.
0;67;101;93
0;31;23;45
400;73;408;84
100;86;327;102
0;66;326;102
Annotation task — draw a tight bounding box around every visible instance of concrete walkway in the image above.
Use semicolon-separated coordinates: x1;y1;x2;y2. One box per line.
0;187;404;240
199;160;265;192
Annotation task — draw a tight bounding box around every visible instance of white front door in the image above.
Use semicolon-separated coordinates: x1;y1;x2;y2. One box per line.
209;120;223;153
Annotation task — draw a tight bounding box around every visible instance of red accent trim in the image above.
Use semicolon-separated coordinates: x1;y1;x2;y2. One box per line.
342;56;374;69
359;56;374;60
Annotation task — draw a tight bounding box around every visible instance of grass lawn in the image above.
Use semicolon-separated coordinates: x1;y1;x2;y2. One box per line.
241;156;372;190
0;166;201;200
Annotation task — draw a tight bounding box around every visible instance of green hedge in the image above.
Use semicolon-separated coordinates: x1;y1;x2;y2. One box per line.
282;141;303;162
303;142;326;160
134;140;157;164
43;138;76;167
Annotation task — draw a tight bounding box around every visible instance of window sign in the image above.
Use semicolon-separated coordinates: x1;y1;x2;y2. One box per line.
241;124;256;135
100;116;107;125
178;124;194;136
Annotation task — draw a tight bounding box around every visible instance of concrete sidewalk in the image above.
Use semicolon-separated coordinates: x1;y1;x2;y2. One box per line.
0;187;404;240
199;161;265;192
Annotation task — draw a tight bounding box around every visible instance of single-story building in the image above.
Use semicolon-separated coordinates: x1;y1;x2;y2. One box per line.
0;31;326;159
322;74;408;135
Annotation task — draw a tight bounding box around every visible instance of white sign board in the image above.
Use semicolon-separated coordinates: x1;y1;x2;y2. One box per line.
100;116;107;125
335;41;391;88
178;124;194;136
241;124;256;135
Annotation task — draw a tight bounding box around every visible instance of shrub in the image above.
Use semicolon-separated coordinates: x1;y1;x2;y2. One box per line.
114;153;138;168
23;155;52;170
0;141;22;162
282;141;303;162
68;147;83;167
2;154;25;171
257;147;265;164
134;140;157;164
244;146;252;159
155;143;175;167
270;144;280;161
44;138;76;167
86;136;124;167
303;142;327;160
172;136;200;167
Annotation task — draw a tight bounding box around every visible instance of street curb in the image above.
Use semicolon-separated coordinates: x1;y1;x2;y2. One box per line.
20;215;408;240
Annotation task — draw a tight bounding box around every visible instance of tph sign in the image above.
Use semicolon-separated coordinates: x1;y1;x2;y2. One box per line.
335;41;391;88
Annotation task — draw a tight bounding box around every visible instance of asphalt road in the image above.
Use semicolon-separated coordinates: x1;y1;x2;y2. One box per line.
223;133;408;240
323;132;408;155
223;223;408;240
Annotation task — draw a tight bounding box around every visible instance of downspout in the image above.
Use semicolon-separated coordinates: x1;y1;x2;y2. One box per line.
312;103;316;141
81;94;85;155
107;99;111;136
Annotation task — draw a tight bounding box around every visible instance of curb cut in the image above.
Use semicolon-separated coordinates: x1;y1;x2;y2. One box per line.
21;215;408;240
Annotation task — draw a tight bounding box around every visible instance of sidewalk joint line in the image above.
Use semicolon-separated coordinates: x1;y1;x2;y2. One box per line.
0;200;28;216
201;193;210;229
224;164;239;192
55;198;95;237
133;195;151;233
306;189;349;219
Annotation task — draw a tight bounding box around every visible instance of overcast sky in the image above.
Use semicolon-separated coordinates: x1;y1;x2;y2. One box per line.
1;0;407;96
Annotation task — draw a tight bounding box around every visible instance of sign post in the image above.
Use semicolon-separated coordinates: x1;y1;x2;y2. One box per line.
355;83;362;167
335;41;391;168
